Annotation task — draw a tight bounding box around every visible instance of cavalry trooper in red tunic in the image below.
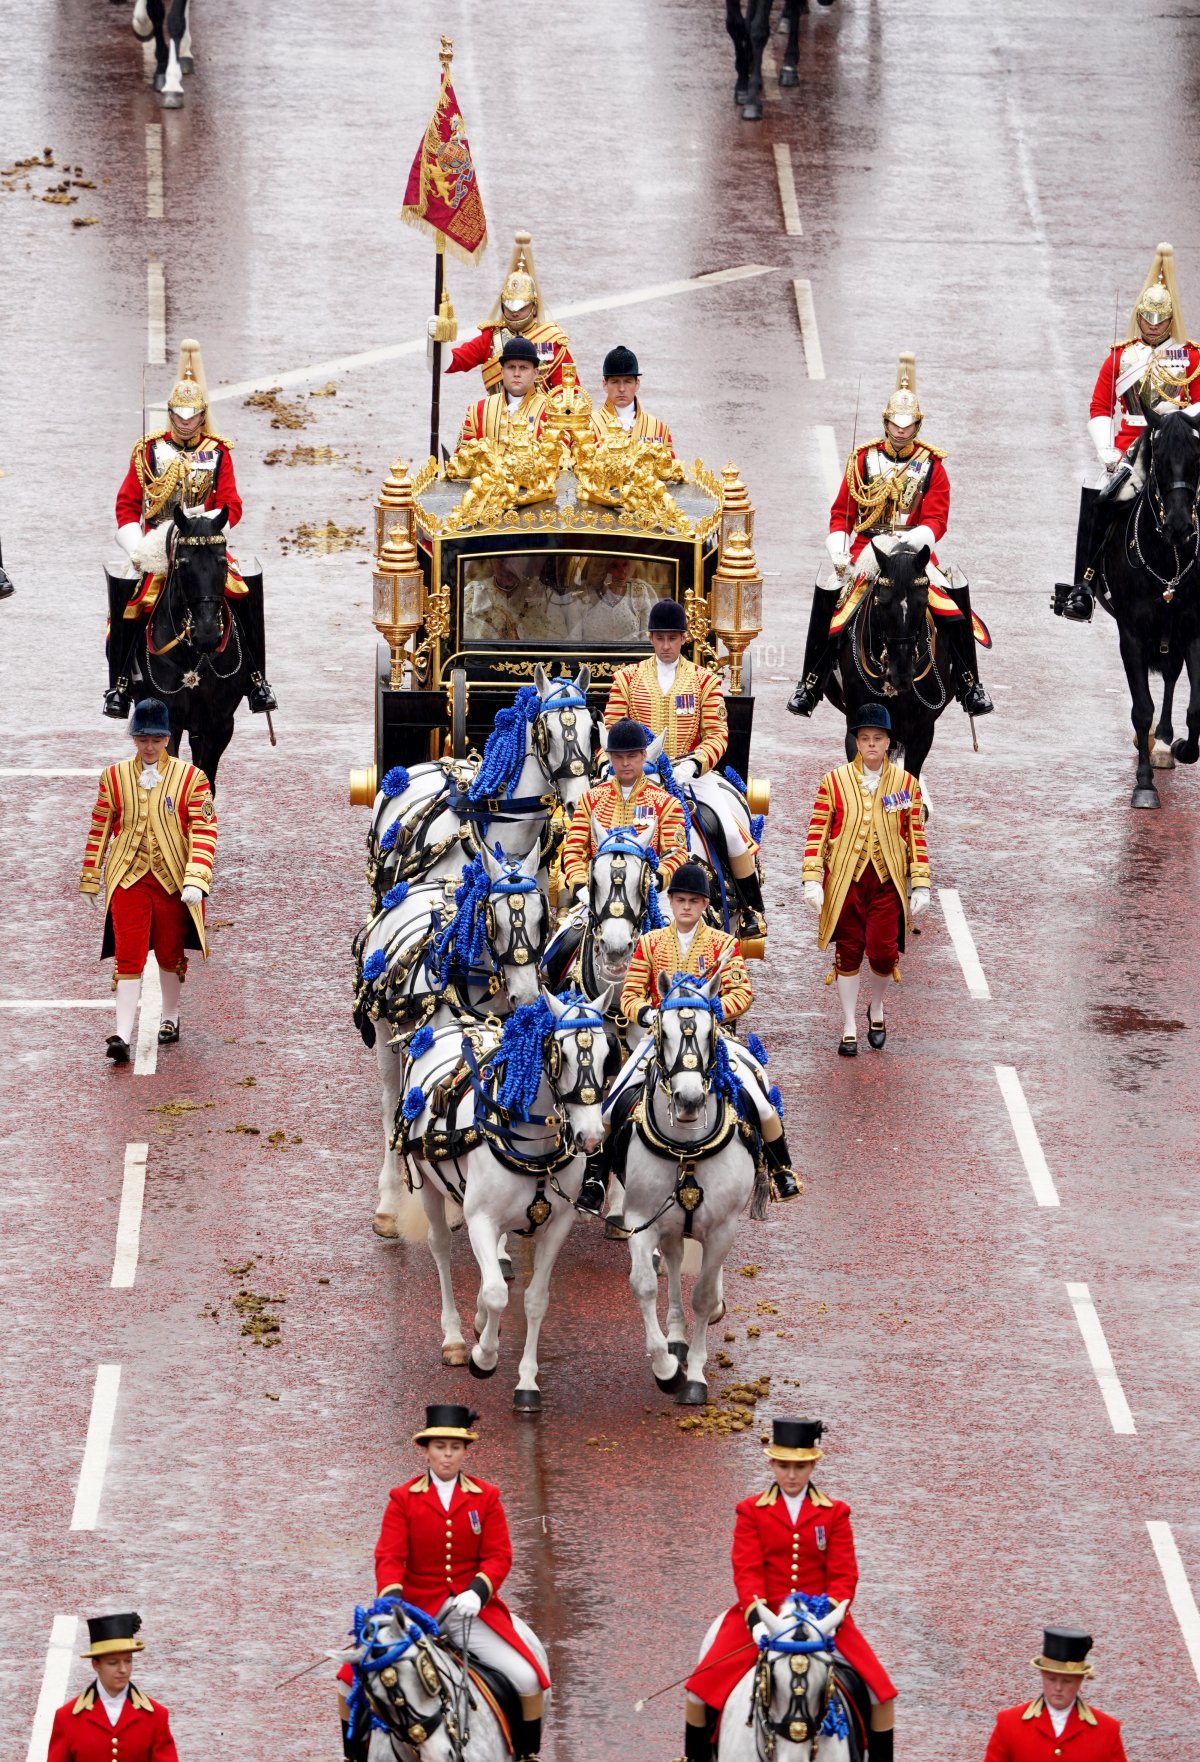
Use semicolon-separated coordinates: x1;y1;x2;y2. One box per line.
802;704;929;1057
590;344;676;449
983;1626;1128;1761
561;717;689;900
48;1612;179;1762
345;1405;549;1762
107;338;276;719
440;229;575;394
788;352;992;721
1060;242;1200;622
79;697;217;1064
681;1418;897;1762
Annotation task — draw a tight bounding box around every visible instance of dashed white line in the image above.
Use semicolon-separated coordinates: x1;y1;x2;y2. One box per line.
994;1066;1060;1207
1148;1522;1200;1686
937;888;991;1000
791;279;825;379
145;122;163;219
760;42;782;101
815;426;843;500
1066;1282;1136;1435
70;1365;121;1531
111;1144;149;1289
772;143;803;236
25;1615;78;1762
147;259;166;364
133;960;162;1076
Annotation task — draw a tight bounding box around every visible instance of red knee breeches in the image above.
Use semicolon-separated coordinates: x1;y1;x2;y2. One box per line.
833;867;901;977
110;873;189;982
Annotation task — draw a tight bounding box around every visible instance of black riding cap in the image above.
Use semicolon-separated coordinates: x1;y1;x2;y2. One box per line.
606;718;651;753
129;698;171;738
603;345;640;378
668;862;712;898
648;598;688;634
413;1404;479;1443
848;703;892;735
499;336;540;366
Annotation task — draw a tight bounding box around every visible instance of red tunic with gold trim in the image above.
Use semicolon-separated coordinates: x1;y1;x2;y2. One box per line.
115;431;244;618
449;323;574;392
621;922;751;1023
457;389;552;449
48;1683;179;1762
561;777;688;892
687;1482;896;1712
373;1470;550;1689
983;1698;1128;1761
1090;338;1200;453
590;398;675;451
829;440;949;566
604;656;728;775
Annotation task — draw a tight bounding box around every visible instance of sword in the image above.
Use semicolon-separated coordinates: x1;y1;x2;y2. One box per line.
273;1647;353;1691
266;708;277;747
968;712;979;754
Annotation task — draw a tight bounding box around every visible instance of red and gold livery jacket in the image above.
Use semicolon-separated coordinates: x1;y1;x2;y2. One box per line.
561;777;688;891
80;754;217;953
590;397;674;451
621;922;751;1024
116;431;242;531
605;656;727;775
983;1698;1128;1761
830;439;949;565
48;1683;178;1762
802;759;928;950
449;323;574;393
457;388;552;450
1090;338;1200;454
373;1470;550;1689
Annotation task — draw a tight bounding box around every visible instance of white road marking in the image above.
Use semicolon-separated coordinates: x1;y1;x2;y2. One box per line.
792;279;825;380
147;259;166;364
772;143;803;236
145;122;163;219
937;888;991;1000
760;42;782;101
0;999;112;1010
1148;1522;1200;1685
994;1066;1060;1207
112;1144;149;1289
0;768;98;778
208;265;777;404
1066;1282;1136;1434
815;425;843;499
70;1365;121;1531
134;960;162;1076
25;1615;79;1762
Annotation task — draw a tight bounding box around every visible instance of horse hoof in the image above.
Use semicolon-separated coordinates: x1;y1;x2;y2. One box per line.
499;1256;514;1282
734;82;749;104
442;1343;469;1368
157;91;184;108
709;1301;727;1325
1152;741;1176;769
677;1380;709;1407
180;55;195;73
604;1215;630;1240
741;101;764;121
780;65;799;86
1131;786;1161;810
654;1363;685;1393
372;1212;400;1239
1172;738;1199;765
513;1389;542;1414
468;1353;498;1380
668;1340;688;1365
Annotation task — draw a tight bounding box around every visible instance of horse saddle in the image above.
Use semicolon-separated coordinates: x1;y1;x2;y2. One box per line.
830;1657;871;1762
689;796;733;878
441;1647;521;1755
541;918;584;991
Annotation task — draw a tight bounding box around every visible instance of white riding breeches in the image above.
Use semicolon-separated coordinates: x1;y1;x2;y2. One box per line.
686;771;750;857
436;1603;543;1697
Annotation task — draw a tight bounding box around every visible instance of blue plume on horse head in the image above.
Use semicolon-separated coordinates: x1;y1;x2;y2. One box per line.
468;685;540;801
428;854;491;983
494;996;556;1118
553;988;606;1032
348;1596;441;1736
660;971;717;1011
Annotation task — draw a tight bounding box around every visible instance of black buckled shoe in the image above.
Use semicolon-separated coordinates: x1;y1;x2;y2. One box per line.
837;1034;858;1058
738;906;767;939
0;567;14;599
867;1017;886;1050
763;1133;802;1202
103;685;133;719
787;680;820;717
105;1035;131;1065
157;1019;180;1045
248;675;278;713
1062;585;1094;624
960;680;993;716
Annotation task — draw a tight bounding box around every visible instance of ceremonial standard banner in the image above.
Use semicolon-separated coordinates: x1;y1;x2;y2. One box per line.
402;63;488;264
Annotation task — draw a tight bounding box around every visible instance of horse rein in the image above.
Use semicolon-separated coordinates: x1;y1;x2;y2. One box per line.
854;581;936;700
1134;444;1200;602
750;1619;837;1762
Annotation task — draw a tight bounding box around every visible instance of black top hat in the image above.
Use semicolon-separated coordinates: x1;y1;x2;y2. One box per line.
499;336;540;366
81;1613;144;1659
129;698;171;739
848;702;892;735
648;597;688;634
412;1403;479;1444
1032;1627;1094;1676
764;1418;825;1461
606;717;651;753
668;862;712;898
603;345;640;378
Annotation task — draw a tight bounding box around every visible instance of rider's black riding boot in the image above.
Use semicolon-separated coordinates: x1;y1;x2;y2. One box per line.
104;573;137;718
732;864;767;940
341;1715;370;1762
684;1705;718;1762
512;1714;542;1761
0;538;13;599
867;1726;894;1761
941;582;993;716
1057;486;1101;623
233;570;278;712
787;584;841;716
576;1148;608;1217
763;1130;801;1202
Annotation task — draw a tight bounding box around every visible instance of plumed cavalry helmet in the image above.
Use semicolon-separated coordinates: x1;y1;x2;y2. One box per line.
485;229;552;330
1131;241;1185;341
167;338;208;422
881;351;922;430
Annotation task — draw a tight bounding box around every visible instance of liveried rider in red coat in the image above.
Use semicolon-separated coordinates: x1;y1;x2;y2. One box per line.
48;1612;178;1762
983;1626;1128;1761
681;1418;897;1762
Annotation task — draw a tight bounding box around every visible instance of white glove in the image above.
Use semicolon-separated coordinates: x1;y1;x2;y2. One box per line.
1088;414;1117;466
671;755;700;780
906;524;937;553
803;880;824;912
80;891;98;909
909;887;930;917
116;521;143;564
453;1589;482;1619
1101;447;1122;473
858;544;882;582
826;531;852;568
751;1621;770;1648
427;311;457;344
180;885;204;906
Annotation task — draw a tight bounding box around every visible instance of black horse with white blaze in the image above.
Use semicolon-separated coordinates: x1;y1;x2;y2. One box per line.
832;540;951;779
131;0;193;108
726;0;805;121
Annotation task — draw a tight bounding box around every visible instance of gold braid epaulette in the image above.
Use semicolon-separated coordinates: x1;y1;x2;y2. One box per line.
847;440;946;535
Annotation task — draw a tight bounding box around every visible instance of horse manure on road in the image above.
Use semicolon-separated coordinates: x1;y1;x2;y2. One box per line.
264;445;343;468
147;1098;215;1116
280;520;368;556
242;387;313;430
674;1375;771;1438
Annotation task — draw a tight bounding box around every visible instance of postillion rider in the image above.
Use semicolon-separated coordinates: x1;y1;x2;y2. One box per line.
561;717;689;900
1059;241;1200;623
788;352;992;722
605;597;768;940
983;1626;1127;1761
680;1417;897;1762
106;339;276;720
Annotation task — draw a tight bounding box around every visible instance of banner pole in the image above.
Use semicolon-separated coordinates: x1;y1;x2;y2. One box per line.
430;233;445;465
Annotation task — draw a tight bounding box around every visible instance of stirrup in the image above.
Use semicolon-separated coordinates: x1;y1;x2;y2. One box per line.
1061;586;1094;624
248;673;278;713
103;682;132;719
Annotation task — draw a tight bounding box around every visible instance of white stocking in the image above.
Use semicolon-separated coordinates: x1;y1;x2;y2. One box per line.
867;968;889;1024
115;978;142;1045
159;969;182;1026
836;973;860;1038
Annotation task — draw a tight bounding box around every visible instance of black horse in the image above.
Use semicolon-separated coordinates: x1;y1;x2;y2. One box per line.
727;0;804;121
830;540;953;779
1090;403;1200;808
134;505;250;790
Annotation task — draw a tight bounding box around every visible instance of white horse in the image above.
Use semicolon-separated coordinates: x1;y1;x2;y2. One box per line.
619;973;764;1406
132;0;192;107
543;819;660;998
718;1597;860;1762
349;1597;550;1762
398;988;611;1409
